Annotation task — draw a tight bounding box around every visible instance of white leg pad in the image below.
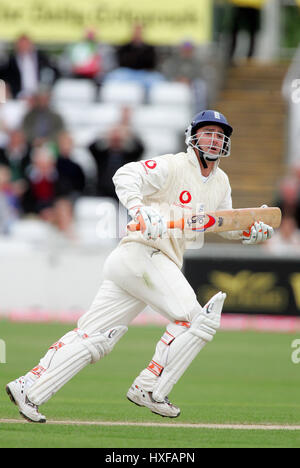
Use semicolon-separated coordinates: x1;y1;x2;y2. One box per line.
27;325;127;406
152;292;226;402
134;321;188;391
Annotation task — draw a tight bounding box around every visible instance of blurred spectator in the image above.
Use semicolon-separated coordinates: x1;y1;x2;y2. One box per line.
294;161;300;183
228;1;264;63
54;132;88;239
263;216;300;255
0;165;20;234
0;129;31;184
274;176;300;229
55;132;86;199
159;40;209;111
53;197;75;239
0;34;59;99
104;23;165;93
22;87;65;144
21;145;58;221
21;142;82;239
59;28;117;85
117;23;157;71
88;109;144;199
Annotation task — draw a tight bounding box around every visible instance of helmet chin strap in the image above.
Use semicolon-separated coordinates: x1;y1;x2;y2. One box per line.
199;151;208;169
195;148;208;169
197;149;218;169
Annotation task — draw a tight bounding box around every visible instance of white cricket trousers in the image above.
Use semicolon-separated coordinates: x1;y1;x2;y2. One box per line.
26;242;201;402
79;242;198;333
78;242;200;391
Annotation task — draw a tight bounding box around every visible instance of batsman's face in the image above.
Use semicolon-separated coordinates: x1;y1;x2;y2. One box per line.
195;125;226;157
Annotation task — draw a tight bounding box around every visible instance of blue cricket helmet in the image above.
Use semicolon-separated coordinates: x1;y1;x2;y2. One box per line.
189;110;233;137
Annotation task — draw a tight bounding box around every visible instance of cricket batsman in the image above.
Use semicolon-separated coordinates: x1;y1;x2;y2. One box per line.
6;110;274;422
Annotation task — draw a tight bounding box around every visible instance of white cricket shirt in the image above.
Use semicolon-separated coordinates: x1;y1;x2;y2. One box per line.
113;147;242;268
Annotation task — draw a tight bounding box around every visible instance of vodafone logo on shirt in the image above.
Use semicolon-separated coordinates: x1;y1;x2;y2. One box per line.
179;190;192;204
145;160;157;169
140;159;157;174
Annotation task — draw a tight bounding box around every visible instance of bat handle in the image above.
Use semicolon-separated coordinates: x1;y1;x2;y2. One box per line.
127;219;184;232
127;223;141;232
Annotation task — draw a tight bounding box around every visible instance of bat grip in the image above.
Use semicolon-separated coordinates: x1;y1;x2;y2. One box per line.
127;219;184;232
127;223;141;232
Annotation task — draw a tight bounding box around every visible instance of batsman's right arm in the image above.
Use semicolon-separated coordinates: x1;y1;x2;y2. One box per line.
112;158;169;212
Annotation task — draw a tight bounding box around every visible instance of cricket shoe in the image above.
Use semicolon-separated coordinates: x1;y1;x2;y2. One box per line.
127;384;180;418
6;377;46;423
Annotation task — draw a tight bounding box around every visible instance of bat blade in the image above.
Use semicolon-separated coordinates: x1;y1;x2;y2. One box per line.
183;207;282;233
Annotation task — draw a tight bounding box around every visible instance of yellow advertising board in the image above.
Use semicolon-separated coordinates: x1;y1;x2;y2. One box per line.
0;0;212;45
229;0;266;8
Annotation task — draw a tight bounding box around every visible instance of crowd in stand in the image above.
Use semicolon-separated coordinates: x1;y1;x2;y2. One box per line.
0;25;188;238
0;24;213;240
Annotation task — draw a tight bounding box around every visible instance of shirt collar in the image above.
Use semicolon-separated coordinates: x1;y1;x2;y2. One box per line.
186;146;219;179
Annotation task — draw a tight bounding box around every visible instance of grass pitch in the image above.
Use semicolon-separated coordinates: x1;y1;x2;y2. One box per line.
0;321;300;448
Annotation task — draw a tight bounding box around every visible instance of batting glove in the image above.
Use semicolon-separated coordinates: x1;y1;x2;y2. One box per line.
242;221;274;245
130;206;167;241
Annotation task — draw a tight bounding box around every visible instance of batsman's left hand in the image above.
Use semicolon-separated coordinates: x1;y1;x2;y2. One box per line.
242;221;274;245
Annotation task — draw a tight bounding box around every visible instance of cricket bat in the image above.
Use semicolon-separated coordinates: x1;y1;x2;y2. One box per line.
127;207;282;233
